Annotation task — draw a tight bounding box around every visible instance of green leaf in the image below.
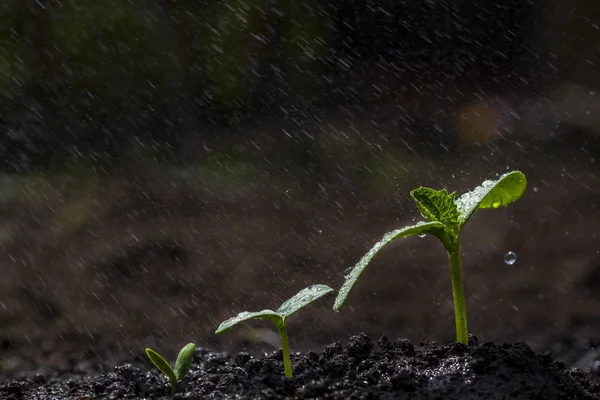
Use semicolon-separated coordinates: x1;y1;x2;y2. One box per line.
174;343;196;381
276;284;334;319
145;348;177;387
456;171;527;228
410;187;460;228
215;310;283;334
333;221;445;312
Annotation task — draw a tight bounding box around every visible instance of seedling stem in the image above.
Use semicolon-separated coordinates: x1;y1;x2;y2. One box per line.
448;241;467;344
276;323;292;378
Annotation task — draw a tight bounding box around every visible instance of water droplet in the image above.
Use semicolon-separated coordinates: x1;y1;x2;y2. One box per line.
533;187;538;193
492;198;502;208
504;251;517;265
418;234;426;238
343;267;353;278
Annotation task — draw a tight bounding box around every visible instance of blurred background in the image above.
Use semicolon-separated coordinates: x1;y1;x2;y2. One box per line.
0;0;599;377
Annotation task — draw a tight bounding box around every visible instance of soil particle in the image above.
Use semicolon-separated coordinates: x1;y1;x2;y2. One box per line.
1;333;598;399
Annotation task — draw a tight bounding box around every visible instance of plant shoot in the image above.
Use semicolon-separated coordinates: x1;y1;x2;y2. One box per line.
333;171;527;344
215;284;334;378
145;342;196;396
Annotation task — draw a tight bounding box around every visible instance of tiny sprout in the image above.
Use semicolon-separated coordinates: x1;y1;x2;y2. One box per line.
215;284;334;378
334;171;527;345
145;343;196;396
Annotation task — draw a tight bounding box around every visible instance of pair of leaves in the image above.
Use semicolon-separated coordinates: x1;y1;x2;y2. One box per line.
215;284;334;333
333;171;527;312
409;171;527;231
146;343;196;396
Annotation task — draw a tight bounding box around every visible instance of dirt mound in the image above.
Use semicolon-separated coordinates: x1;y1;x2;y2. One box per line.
2;333;598;400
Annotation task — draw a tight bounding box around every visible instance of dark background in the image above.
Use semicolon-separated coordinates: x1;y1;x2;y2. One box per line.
1;0;600;377
1;0;542;170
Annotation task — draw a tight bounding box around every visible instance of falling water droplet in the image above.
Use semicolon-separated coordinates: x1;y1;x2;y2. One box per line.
504;251;517;265
343;267;353;278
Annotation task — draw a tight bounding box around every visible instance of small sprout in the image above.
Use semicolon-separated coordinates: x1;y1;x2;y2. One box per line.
334;171;527;345
216;284;334;378
145;343;196;396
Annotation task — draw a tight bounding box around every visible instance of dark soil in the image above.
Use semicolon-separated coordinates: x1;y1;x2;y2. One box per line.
2;333;599;399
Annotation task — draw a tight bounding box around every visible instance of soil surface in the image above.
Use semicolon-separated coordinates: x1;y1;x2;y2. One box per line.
2;333;599;399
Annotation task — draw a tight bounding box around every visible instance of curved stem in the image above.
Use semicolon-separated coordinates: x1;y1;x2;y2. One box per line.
277;322;293;378
448;240;468;344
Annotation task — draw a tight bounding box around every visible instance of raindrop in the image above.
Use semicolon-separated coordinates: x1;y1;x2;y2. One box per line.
343;267;353;278
533;187;538;193
504;251;517;265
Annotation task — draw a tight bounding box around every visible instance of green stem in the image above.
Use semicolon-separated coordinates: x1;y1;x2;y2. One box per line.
170;378;176;396
448;240;468;344
277;322;293;378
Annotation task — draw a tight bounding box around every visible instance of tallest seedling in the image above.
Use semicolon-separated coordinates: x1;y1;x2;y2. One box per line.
333;171;527;344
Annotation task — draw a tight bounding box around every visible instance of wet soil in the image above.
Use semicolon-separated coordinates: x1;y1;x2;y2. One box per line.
2;333;599;399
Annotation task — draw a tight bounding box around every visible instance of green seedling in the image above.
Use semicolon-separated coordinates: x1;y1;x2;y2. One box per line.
216;284;334;378
333;171;527;345
145;343;196;396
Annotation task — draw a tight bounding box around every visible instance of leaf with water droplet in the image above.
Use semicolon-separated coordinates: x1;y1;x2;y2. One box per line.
455;171;526;228
277;284;334;318
215;310;283;333
333;221;444;312
215;284;334;334
410;188;460;229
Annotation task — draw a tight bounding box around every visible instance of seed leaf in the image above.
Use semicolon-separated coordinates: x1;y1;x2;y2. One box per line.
215;310;283;334
276;284;334;318
410;187;460;228
333;221;445;312
174;343;196;381
145;348;176;385
456;171;527;228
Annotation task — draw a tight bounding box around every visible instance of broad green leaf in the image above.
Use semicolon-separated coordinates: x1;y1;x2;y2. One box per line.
456;171;527;228
410;187;460;228
276;284;334;319
145;348;176;384
333;221;445;312
215;310;282;334
174;343;196;381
